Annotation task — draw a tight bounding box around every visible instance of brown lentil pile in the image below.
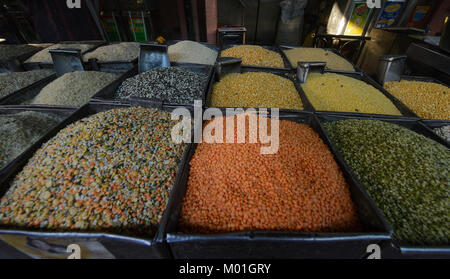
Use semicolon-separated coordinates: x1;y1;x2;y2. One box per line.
32;71;118;106
221;45;284;68
179;116;361;234
0;107;186;236
210;72;303;110
0;70;54;99
324;119;449;246
0;111;61;169
384;80;450;120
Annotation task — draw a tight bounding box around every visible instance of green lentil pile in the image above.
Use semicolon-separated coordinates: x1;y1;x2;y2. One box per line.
31;71;118;106
115;67;207;104
0;107;186;236
0;70;54;99
324;119;449;246
0;111;61;170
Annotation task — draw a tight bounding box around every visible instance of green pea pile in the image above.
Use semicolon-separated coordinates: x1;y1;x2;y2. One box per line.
0;107;186;236
324;119;449;246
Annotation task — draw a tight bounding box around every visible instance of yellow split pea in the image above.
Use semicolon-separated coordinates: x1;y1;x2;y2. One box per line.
301;73;402;115
210;72;303;110
385;80;450;120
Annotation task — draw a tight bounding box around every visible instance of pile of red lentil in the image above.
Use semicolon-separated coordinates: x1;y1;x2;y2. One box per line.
179;115;361;233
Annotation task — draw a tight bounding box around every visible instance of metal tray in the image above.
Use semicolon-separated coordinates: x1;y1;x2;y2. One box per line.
87;58;137;73
0;102;190;259
22;41;106;71
219;44;291;71
163;111;392;259
295;71;419;119
205;66;315;114
279;45;361;72
91;63;214;108
316;113;450;259
386;75;450;125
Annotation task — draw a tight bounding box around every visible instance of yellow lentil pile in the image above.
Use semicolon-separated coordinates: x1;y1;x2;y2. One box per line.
283;48;355;71
221;45;284;68
210;72;303;109
384;80;450;120
301;73;402;115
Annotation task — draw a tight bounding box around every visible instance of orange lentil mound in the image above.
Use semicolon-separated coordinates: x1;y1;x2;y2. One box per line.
179;115;361;234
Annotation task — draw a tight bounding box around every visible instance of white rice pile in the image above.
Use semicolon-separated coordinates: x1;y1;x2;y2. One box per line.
0;70;54;99
31;71;118;106
25;43;93;63
168;40;217;65
83;42;140;62
283;47;355;71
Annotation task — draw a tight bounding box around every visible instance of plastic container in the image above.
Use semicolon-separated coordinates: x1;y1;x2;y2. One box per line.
219;44;291;71
316;113;450;259
163;112;392;259
0;103;188;259
205;67;313;114
91;63;214;109
296;70;419;119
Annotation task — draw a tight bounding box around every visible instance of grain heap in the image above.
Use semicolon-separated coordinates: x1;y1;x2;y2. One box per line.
31;71;118;106
83;42;140;62
434;125;450;142
0;111;61;170
25;43;93;63
221;45;284;68
116;67;207;104
0;107;186;236
301;73;401;115
0;44;41;60
168;40;218;65
385;80;450;120
0;70;54;99
210;72;303;109
283;48;354;71
324;119;449;246
179;115;361;233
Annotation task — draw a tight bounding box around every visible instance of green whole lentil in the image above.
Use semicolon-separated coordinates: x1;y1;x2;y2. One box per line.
0;111;61;169
324;119;449;246
0;107;186;236
115;67;207;104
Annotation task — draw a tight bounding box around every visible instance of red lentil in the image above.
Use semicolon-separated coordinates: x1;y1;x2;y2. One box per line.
179;115;361;233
